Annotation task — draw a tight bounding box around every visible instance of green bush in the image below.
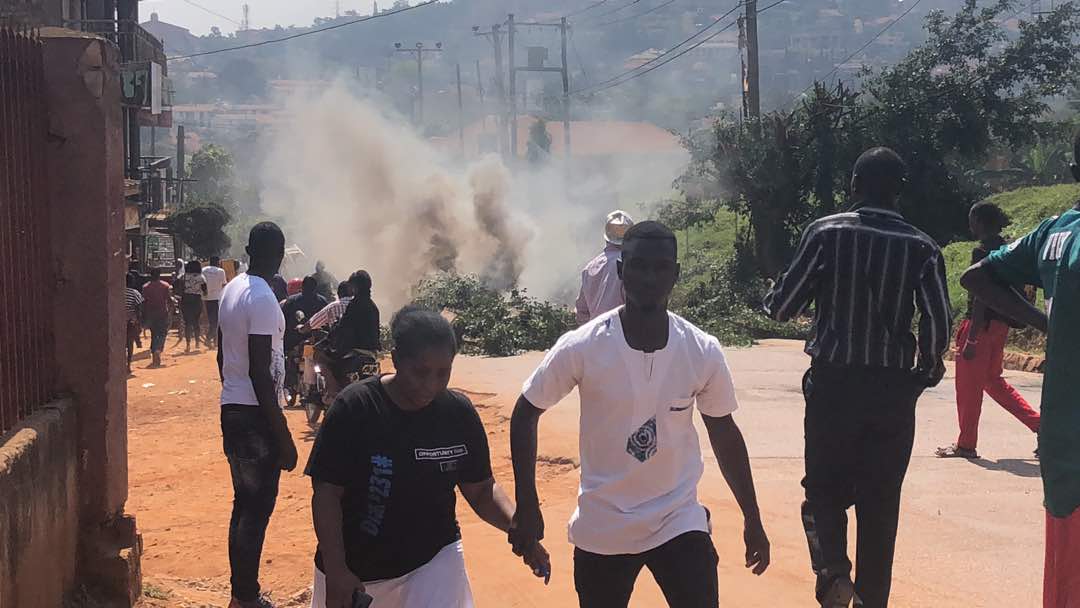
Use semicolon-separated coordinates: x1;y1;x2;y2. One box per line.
672;250;811;347
409;273;576;357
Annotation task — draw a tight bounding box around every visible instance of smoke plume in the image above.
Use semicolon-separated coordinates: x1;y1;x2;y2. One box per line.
258;81;688;313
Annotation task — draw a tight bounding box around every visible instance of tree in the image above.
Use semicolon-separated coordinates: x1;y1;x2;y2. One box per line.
167;202;233;258
680;0;1080;277
188;144;235;201
218;58;267;101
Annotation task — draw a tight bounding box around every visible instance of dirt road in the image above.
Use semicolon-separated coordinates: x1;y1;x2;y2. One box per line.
129;340;1044;607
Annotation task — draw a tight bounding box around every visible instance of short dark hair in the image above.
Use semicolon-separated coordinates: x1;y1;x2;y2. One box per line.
337;281;353;298
853;147;907;191
970;201;1011;232
210;256;221;266
247;222;285;260
391;305;457;359
622;220;678;259
150;268;161;280
185;259;202;274
301;275;318;293
126;271;141;290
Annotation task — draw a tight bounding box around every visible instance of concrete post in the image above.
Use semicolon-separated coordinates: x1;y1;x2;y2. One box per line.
41;31;141;605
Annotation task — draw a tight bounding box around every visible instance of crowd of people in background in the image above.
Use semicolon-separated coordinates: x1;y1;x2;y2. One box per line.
121;136;1080;608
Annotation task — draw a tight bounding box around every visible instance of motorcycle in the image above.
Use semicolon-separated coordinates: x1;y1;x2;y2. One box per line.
302;329;381;426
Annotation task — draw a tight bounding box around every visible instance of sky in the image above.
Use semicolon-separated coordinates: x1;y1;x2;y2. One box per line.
140;0;375;36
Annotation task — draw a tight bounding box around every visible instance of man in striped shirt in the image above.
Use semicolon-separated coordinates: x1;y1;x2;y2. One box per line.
765;147;951;608
307;281;354;331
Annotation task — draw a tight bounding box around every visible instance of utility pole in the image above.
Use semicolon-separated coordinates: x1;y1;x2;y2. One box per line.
745;0;761;118
394;41;443;126
473;24;507;158
176;125;185;207
456;63;465;157
507;13;517;160
504;14;572;163
475;59;484;104
560;17;571;160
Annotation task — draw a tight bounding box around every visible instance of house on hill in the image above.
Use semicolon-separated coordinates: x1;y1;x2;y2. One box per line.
141;12;200;56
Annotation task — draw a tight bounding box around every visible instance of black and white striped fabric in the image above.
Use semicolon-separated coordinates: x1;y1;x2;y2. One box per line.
765;207;952;371
124;287;144;320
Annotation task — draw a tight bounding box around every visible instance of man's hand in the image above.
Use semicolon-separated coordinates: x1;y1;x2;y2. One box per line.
278;435;298;471
324;565;366;608
508;502;544;557
962;341;978;361
522;541;551;584
744;518;771;575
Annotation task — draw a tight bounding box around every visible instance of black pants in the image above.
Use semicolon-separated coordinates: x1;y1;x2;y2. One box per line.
574;531;718;608
205;299;220;349
801;364;922;608
221;405;281;602
181;294;203;343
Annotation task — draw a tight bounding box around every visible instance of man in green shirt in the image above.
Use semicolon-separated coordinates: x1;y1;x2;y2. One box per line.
961;131;1080;608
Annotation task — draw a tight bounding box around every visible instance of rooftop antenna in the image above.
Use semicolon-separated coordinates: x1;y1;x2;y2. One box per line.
240;3;250;30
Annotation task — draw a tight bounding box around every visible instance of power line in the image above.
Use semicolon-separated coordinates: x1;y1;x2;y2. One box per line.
848;0;1050;121
584;0;645;21
786;0;925;107
569;28;591;86
566;0;611;17
166;0;441;61
574;19;741;96
180;0;243;27
594;0;677;27
572;2;745;95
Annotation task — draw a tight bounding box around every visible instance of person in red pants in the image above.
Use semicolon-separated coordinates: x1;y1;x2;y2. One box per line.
937;201;1040;460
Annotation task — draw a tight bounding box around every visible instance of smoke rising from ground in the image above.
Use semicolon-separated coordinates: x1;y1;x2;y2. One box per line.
259;82;688;312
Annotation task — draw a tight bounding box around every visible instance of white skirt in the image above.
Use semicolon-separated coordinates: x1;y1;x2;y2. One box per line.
311;540;474;608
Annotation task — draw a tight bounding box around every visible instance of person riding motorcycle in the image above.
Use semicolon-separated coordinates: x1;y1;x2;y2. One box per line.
314;270;380;406
282;276;330;352
282;276;329;405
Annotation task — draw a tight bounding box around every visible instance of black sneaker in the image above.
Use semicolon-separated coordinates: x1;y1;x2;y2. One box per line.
820;577;854;608
228;595;277;608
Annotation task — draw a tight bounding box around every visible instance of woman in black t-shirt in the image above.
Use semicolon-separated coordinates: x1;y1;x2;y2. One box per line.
307;306;550;608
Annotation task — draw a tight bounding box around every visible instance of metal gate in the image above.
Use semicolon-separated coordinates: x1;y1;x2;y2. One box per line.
0;27;55;434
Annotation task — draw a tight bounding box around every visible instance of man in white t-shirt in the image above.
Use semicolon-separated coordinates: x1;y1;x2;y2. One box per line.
203;255;229;350
216;222;297;608
509;221;770;608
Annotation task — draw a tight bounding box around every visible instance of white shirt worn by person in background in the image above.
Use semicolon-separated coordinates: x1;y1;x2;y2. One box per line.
218;273;286;406
575;244;625;325
202;264;228;301
522;308;740;556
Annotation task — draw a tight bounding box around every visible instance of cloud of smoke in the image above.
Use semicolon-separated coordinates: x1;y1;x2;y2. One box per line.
259;81;688;313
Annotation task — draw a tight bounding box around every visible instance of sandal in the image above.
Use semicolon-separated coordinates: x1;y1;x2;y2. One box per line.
935;444;979;459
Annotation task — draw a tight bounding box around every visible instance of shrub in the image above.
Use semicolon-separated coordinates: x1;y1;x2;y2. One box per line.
409;273;576;357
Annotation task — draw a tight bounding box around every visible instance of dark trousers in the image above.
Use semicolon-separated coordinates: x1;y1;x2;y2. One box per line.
574;531;718;608
801;364;921;608
221;405;281;602
181;294;203;343
206;299;220;349
146;315;168;353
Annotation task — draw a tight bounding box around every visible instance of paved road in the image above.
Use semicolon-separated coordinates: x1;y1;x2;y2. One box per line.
452;339;1045;608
